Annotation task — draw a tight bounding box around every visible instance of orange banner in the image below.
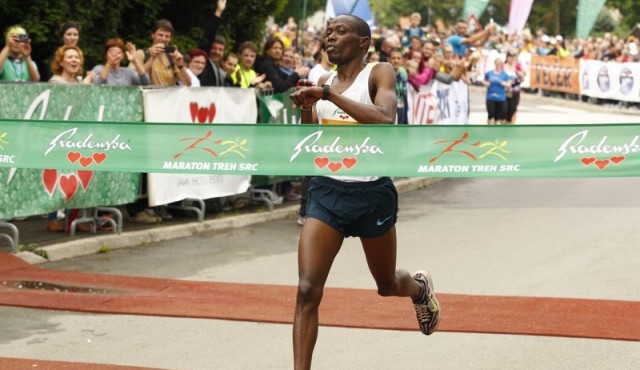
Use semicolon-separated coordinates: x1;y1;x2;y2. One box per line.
530;55;580;94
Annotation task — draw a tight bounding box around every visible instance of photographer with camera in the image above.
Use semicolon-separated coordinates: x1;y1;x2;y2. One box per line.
132;19;190;86
0;25;40;82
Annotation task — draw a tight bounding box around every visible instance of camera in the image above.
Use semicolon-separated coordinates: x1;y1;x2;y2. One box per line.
17;34;29;43
164;45;176;54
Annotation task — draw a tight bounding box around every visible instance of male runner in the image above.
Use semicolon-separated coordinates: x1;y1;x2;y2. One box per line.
289;14;441;370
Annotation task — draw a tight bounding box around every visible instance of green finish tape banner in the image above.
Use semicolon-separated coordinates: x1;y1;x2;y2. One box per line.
1;119;639;178
0;84;141;218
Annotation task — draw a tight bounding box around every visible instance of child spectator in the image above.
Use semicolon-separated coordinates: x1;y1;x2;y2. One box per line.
230;41;269;89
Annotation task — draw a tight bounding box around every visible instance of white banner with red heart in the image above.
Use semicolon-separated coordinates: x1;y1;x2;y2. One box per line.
142;87;256;206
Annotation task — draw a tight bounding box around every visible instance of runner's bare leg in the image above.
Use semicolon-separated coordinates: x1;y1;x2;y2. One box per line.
361;226;422;300
293;218;344;370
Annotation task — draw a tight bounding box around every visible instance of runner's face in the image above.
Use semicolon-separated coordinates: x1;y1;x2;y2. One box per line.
324;17;366;64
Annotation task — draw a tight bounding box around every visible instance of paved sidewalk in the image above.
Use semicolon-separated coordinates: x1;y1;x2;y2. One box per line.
5;178;440;263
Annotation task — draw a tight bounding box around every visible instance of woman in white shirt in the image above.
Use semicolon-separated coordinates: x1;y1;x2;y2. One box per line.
184;48;208;87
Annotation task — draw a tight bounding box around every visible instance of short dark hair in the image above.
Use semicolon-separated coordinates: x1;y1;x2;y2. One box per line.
340;14;371;39
333;14;371;49
152;19;174;34
224;52;238;61
238;41;258;54
213;35;226;45
59;21;81;40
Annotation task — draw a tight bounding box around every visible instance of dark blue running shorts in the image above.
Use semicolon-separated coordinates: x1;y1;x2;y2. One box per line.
305;176;398;238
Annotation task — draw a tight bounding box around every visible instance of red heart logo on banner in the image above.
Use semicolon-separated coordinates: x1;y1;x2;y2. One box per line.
610;156;625;164
594;160;610;170
79;157;93;168
580;157;596;166
59;174;79;202
208;103;216;123
314;157;329;169
342;157;357;169
190;102;198;122
197;107;209;123
42;169;58;196
93;152;107;164
77;170;94;191
328;162;343;173
67;151;81;164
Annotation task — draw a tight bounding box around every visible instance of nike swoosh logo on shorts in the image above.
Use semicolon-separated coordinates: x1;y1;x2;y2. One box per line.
376;216;392;226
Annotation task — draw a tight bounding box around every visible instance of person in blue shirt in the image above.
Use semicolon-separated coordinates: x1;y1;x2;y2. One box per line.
402;12;425;50
483;57;512;125
447;20;495;58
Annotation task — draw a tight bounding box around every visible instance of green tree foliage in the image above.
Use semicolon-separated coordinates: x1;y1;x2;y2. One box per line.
369;0;464;28
606;0;640;32
274;0;325;26
0;0;287;79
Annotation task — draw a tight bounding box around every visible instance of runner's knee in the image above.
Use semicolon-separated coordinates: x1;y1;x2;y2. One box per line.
296;279;324;307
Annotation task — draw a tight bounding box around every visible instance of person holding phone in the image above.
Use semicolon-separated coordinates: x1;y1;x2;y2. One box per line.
0;25;40;81
133;19;190;86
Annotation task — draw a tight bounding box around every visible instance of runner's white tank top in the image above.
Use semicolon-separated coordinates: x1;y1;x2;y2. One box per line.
316;63;379;182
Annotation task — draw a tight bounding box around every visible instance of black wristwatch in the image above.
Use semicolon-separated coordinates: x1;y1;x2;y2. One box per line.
322;84;330;100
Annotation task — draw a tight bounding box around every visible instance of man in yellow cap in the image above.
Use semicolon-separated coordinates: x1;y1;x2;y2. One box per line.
0;25;40;81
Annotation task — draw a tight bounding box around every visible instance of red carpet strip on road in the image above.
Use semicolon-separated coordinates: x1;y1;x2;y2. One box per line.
0;357;165;370
1;254;640;341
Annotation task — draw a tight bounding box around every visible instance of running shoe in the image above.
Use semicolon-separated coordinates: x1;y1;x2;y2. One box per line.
296;216;307;226
412;270;441;335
